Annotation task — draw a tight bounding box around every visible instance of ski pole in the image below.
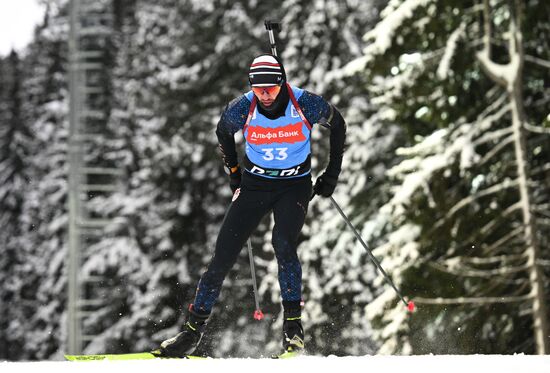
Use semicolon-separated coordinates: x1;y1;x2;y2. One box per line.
326;195;415;313
264;19;281;57
312;116;414;311
247;239;264;320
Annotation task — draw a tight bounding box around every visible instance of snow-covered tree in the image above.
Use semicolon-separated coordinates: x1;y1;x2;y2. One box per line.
345;0;550;354
0;2;70;359
0;51;31;359
15;7;70;359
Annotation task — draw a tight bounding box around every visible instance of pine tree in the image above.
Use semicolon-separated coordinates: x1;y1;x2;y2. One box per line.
4;3;71;359
0;51;31;359
346;0;550;354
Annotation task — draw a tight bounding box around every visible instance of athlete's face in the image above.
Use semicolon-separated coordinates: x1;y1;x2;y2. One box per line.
252;85;281;107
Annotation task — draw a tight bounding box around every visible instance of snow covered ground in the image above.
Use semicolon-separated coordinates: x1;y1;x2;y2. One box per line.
2;355;550;373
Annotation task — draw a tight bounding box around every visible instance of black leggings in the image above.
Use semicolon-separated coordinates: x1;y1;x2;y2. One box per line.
192;172;312;314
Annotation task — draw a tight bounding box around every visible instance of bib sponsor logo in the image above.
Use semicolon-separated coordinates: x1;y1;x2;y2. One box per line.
246;122;306;145
250;165;301;177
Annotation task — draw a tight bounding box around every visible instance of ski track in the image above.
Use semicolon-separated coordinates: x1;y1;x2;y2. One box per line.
2;355;550;373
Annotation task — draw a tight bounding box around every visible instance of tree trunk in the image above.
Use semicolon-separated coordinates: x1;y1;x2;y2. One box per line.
508;36;549;357
477;0;549;354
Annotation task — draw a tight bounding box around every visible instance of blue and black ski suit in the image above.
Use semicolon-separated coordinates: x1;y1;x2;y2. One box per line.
192;83;346;315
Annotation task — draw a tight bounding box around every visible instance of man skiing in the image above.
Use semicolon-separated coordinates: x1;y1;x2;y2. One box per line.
156;54;346;358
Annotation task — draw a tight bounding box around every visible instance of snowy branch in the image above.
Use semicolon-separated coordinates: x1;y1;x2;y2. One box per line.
478;278;529;296
536;259;550;267
536;217;550;227
478;201;522;238
457;98;510;143
481;226;524;256
437;22;466;80
431;260;529;278
524;54;550;70
476;1;521;89
482;88;507;113
533;208;550;220
359;0;433;62
472;97;510;130
478;134;514;166
413;294;533;305
435;178;519;227
530;163;550;178
472;127;513;147
338;0;433;80
481;0;491;58
524;122;550;135
451;253;527;266
532;204;550;217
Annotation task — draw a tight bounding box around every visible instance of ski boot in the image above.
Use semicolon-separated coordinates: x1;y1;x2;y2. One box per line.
154;306;209;358
274;307;304;359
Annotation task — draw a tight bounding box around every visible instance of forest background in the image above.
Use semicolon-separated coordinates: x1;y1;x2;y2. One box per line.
0;0;549;360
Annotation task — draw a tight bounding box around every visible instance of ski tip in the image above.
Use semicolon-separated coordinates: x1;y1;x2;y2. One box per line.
407;300;416;313
271;347;304;359
272;351;301;359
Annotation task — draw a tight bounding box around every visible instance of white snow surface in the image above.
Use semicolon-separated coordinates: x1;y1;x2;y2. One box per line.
2;355;550;373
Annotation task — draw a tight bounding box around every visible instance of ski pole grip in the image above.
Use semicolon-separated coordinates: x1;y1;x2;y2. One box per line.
264;20;281;57
264;20;281;32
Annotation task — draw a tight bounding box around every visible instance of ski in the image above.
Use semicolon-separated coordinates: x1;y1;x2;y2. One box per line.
65;351;302;361
66;348;303;361
64;351;207;361
271;346;304;359
271;350;302;359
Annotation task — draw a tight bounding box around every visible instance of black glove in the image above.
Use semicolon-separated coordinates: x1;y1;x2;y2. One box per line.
313;173;338;198
228;167;242;193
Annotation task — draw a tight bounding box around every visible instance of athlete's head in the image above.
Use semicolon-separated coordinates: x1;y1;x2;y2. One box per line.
249;54;286;107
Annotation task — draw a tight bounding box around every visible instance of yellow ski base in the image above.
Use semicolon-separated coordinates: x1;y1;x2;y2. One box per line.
65;352;207;361
272;350;303;359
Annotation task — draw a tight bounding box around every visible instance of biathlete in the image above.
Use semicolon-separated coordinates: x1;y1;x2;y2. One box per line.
156;53;346;357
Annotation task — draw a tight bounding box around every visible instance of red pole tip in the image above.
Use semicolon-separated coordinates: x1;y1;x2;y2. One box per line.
407;301;416;313
253;309;264;320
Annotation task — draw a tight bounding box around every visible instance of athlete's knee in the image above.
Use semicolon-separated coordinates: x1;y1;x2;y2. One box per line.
210;235;243;272
272;232;298;259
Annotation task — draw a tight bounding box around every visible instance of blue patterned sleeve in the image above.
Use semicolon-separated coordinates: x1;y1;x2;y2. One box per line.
218;95;251;135
216;95;251;169
297;90;346;179
297;90;332;127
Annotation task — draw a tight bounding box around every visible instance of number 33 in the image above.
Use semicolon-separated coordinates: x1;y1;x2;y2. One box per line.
262;147;288;161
